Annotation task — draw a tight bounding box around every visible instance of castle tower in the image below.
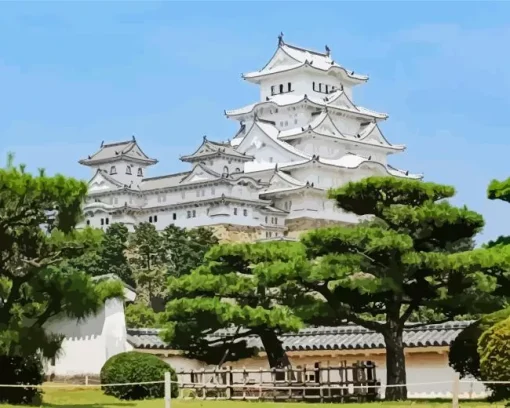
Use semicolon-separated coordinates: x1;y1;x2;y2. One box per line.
224;34;421;237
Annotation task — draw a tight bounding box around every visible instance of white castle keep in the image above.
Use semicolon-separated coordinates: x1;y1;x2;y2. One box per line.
79;35;421;241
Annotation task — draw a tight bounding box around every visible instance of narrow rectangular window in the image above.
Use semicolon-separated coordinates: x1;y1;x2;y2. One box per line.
319;83;322;92
271;85;275;95
101;218;104;225
86;220;90;226
192;210;196;218
287;82;291;92
154;215;158;222
243;209;248;216
105;218;109;225
187;211;191;218
234;208;238;215
149;216;153;223
325;85;329;93
313;82;316;91
173;213;177;220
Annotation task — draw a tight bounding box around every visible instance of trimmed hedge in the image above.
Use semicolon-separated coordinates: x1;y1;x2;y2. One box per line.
0;354;44;405
100;351;178;400
449;308;510;379
478;316;510;400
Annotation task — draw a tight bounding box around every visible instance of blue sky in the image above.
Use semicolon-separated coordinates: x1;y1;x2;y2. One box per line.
1;1;510;245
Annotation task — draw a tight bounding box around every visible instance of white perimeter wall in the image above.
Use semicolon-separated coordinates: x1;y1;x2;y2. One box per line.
44;298;131;377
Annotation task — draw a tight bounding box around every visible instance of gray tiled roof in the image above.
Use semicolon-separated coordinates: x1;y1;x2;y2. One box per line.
127;321;471;352
181;138;253;162
80;139;157;165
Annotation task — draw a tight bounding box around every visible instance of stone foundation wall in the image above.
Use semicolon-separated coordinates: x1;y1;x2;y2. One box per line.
209;224;263;243
285;218;349;239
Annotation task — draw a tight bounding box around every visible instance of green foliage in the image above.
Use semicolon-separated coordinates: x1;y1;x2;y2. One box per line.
100;351;178;400
486;177;510;252
130;223;167;306
488;177;510;204
0;157;121;358
98;224;134;286
0;354;44;405
478;316;510;400
449;308;510;379
162;225;219;277
265;176;508;400
162;241;305;367
126;303;162;328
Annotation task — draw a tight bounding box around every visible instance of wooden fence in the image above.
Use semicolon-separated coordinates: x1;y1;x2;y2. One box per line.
176;360;380;402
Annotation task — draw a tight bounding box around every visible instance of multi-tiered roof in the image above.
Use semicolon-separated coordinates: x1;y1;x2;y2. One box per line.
226;34;421;181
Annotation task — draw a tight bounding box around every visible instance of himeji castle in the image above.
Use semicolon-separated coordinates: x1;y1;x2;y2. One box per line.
79;35;422;242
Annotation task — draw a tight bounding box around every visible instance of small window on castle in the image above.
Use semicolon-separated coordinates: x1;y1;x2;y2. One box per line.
100;218;104;226
110;166;117;175
275;217;278;225
234;208;238;215
86;220;90;226
265;216;268;223
319;83;322;92
149;216;153;223
172;213;177;220
235;167;240;173
313;82;316;91
287;82;291;92
271;85;275;95
187;211;191;219
275;108;279;113
126;166;132;175
105;218;109;225
325;85;329;93
137;168;143;177
331;85;336;92
279;84;283;94
154;215;158;222
223;166;229;176
243;209;248;216
192;210;196;218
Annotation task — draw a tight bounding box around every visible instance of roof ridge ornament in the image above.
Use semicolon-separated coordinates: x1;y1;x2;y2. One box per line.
325;45;330;57
203;135;207;141
101;140;104;147
278;32;284;46
132;135;136;142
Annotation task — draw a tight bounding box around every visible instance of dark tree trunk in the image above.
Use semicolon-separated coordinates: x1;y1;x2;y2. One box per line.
258;329;291;369
383;323;407;401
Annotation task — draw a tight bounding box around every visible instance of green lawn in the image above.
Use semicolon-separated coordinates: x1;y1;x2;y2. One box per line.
0;388;505;408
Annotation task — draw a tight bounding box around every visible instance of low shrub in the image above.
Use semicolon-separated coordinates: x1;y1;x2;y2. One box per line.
449;308;510;379
478;316;510;400
0;354;44;405
100;351;178;400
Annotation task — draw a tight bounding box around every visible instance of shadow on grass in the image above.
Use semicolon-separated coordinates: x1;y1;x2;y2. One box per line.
44;403;136;408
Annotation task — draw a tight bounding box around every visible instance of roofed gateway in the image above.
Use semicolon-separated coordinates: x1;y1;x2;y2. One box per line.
78;35;421;240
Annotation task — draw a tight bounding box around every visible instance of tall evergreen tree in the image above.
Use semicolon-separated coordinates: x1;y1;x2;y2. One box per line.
98;223;133;286
161;241;303;367
0;155;123;358
266;177;507;400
